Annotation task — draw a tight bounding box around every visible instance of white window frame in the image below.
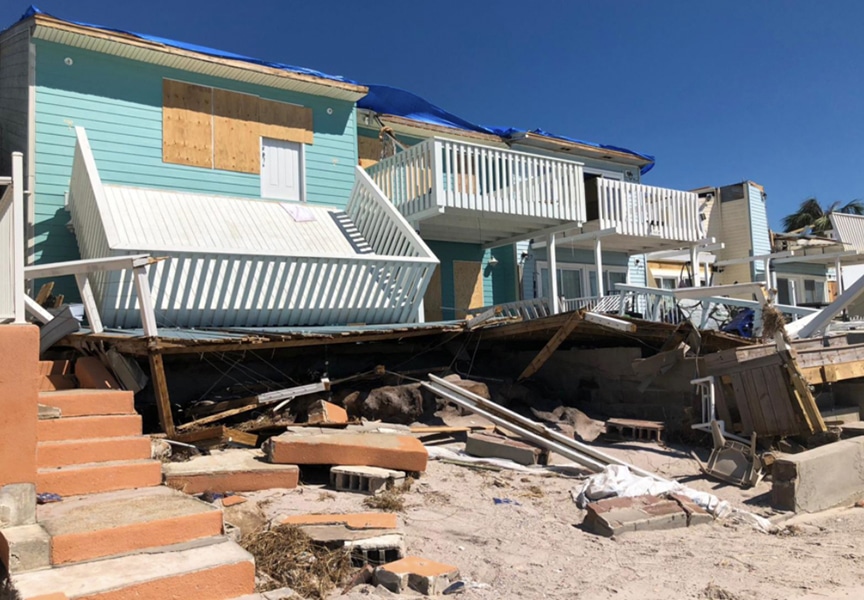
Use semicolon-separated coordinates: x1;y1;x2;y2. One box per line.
535;261;628;299
776;275;828;306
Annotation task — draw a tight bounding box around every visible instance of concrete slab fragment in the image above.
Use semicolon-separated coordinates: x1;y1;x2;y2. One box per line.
375;556;459;596
583;494;711;537
0;483;36;528
265;432;427;472
464;432;543;466
0;523;50;574
164;449;299;494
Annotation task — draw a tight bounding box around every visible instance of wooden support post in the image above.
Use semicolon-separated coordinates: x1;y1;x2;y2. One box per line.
75;273;104;334
148;350;175;436
518;312;582;381
547;233;559;314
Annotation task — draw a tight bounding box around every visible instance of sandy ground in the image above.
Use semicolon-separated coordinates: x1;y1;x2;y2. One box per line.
244;439;864;600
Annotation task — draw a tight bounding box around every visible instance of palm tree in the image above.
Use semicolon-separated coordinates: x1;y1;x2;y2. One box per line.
781;198;864;234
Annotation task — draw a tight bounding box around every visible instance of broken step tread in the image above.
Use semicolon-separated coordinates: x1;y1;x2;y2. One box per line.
38;487;223;565
37;389;135;417
37;459;162;496
37;436;152;469
9;539;254;600
37;414;142;441
163;449;299;494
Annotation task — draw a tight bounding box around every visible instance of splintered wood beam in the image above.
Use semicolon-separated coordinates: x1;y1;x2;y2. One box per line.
517;312;582;381
148;351;176;437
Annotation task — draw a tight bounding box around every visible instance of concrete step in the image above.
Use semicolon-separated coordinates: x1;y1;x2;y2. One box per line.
9;538;255;600
37;436;152;469
38;389;135;417
163;449;299;494
38;486;224;566
37;414;142;442
37;459;162;496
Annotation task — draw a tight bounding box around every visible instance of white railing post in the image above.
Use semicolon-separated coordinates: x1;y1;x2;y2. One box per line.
12;152;25;323
430;139;442;212
548;232;559;314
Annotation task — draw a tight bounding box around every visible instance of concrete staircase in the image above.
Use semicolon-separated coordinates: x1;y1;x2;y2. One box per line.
1;359;257;599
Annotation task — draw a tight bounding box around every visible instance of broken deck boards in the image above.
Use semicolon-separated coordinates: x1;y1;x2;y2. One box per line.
517;312;582;381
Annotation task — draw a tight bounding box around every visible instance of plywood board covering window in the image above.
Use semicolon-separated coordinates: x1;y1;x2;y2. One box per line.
453;260;484;319
162;79;314;174
358;136;383;168
214;89;260;174
162;80;213;168
424;265;443;322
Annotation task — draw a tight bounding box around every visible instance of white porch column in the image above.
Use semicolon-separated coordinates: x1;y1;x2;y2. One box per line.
704;257;712;286
547;233;559;314
835;257;845;294
690;246;700;287
594;236;604;297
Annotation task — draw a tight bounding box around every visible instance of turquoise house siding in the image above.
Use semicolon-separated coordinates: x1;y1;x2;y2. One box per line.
628;254;647;287
748;184;771;280
776;261;828;277
33;39;358;265
486;246;518;305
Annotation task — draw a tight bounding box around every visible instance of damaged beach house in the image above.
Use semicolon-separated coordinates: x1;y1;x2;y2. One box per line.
4;6;864;600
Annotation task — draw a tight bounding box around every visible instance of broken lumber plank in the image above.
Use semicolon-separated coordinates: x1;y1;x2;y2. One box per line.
171;425;225;444
517;312;582;381
35;282;54;305
148;352;176;436
224;428;259;447
176;403;260;431
584;312;636;333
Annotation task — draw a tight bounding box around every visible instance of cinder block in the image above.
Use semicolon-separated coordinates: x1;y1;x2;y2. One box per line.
345;533;405;567
772;437;864;512
375;556;459;596
330;465;406;495
265;432;428;472
0;524;50;573
465;432;544;466
0;484;36;528
308;400;348;425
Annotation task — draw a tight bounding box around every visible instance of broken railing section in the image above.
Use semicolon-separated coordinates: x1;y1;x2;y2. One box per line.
23;254;161;339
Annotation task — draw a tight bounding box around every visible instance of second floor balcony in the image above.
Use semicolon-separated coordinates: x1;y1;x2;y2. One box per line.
366;137;586;246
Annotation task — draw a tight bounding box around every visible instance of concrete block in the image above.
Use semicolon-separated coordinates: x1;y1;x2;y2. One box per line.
330;465;406;495
37;459;162;497
38;436;152;469
375;556;459;595
465;432;544;466
37;389;135;417
308;400;348;425
0;484;36;528
164;449;299;494
582;494;710;537
74;356;120;390
0;524;50;573
279;512;399;543
36;414;142;442
265;432;428;472
772;437;864;512
345;533;405;567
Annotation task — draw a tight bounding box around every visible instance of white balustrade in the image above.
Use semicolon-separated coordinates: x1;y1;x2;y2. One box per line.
367;138;585;223
0;152;24;324
595;179;702;241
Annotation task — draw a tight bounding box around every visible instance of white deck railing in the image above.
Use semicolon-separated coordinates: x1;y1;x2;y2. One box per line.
68;128;439;328
466;297;552;321
0;152;25;324
367;138;586;224
593;179;702;241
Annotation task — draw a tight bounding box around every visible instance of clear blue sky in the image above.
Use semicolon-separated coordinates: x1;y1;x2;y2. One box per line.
3;1;862;230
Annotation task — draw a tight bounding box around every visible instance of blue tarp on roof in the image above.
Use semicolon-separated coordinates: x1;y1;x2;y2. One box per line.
359;84;655;174
18;6;358;85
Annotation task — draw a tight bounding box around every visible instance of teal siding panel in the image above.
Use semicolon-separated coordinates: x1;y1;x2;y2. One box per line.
776;262;829;277
32;40;358;264
748;184;771;279
483;246;518;305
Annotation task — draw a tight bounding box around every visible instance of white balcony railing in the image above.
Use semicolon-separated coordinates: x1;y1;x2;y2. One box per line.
367;138;586;225
592;179;702;242
0;152;24;324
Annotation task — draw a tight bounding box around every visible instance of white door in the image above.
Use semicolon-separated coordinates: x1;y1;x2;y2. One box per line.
261;138;303;201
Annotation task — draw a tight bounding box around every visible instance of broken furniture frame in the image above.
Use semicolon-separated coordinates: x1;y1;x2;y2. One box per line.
692;420;763;488
424;374;669;481
690;376;750;445
23;254;160;337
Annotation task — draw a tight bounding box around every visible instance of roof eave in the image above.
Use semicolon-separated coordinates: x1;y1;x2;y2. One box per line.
29;14;368;102
510;132;651;167
358;110;507;146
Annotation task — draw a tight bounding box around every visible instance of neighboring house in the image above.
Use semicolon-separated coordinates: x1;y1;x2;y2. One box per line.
646;181;861;311
826;212;864;317
354;85;704;319
0;8;437;328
